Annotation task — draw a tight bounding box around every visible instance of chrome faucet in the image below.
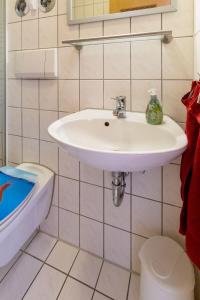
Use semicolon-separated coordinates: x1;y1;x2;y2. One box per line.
112;96;126;118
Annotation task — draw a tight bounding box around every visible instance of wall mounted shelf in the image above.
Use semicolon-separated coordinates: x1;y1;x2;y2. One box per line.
62;30;173;49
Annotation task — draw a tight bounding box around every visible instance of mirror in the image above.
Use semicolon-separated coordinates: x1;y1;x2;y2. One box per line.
68;0;177;24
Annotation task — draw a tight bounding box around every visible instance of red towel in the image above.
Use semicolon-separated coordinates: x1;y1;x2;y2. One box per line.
180;81;200;268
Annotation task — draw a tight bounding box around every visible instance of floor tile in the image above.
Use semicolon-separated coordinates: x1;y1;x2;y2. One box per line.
47;241;78;273
58;277;94;300
128;273;140;300
0;251;22;282
70;250;102;288
25;232;57;261
0;254;42;300
93;291;111;300
96;261;130;300
24;264;66;300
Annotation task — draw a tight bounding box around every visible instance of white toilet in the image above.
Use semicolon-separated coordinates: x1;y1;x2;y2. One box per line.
0;163;54;267
139;236;195;300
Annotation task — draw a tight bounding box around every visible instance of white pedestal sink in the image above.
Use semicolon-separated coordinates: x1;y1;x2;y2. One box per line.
48;109;187;172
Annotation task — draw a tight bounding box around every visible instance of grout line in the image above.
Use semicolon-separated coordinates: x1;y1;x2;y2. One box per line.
56;249;80;300
126;272;132;300
0;251;23;284
21;239;59;299
91;259;104;299
78;23;81;249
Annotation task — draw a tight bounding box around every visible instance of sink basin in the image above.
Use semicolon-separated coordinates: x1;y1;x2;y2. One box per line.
48;109;187;172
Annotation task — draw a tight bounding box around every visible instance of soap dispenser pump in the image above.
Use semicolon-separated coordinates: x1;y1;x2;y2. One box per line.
146;89;163;125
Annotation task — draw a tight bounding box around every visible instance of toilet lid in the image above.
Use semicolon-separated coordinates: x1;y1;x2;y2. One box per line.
0;172;36;224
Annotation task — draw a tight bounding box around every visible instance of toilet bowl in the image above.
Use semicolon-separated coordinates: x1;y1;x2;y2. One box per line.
0;163;54;267
139;236;195;300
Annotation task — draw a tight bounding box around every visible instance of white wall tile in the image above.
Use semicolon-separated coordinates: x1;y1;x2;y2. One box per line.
163;164;182;207
80;216;103;256
80;162;103;186
39;16;58;48
194;0;200;33
104;225;131;269
132;196;161;237
22;109;39;139
104;18;130;35
162;80;191;122
105;189;130;231
80;45;103;79
7;107;21;135
59;209;79;246
163;0;194;37
59;47;79;79
22;20;38;50
40;141;58;173
80;182;103;222
23;138;39;163
22;80;39;109
163;204;185;247
162;37;194;80
8;135;22;164
58;15;79;47
40;206;59;237
7;51;16;79
40;110;58;142
58;0;67;15
59;176;79;213
7;80;21;107
132;168;162;202
40;80;58;111
131;14;161;32
104;43;130;79
59;147;79;179
53;175;59;206
80;22;103;38
59;80;79;112
80;80;103;109
8;22;21;51
131;40;161;79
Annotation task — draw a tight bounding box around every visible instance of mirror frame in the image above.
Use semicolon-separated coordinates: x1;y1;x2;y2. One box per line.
67;0;177;25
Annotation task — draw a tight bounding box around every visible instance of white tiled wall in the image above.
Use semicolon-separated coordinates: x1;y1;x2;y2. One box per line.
6;0;194;272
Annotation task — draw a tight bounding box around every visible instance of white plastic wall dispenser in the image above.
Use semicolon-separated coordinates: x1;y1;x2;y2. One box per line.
15;48;58;79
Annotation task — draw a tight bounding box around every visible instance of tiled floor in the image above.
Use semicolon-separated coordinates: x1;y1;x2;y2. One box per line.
0;232;140;300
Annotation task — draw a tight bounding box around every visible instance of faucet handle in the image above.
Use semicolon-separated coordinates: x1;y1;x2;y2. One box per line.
112;96;126;110
112;96;126;102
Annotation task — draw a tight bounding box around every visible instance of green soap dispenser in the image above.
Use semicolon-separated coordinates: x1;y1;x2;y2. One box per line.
146;89;163;125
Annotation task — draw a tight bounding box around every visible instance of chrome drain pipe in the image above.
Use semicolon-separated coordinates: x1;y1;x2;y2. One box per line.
112;172;128;207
